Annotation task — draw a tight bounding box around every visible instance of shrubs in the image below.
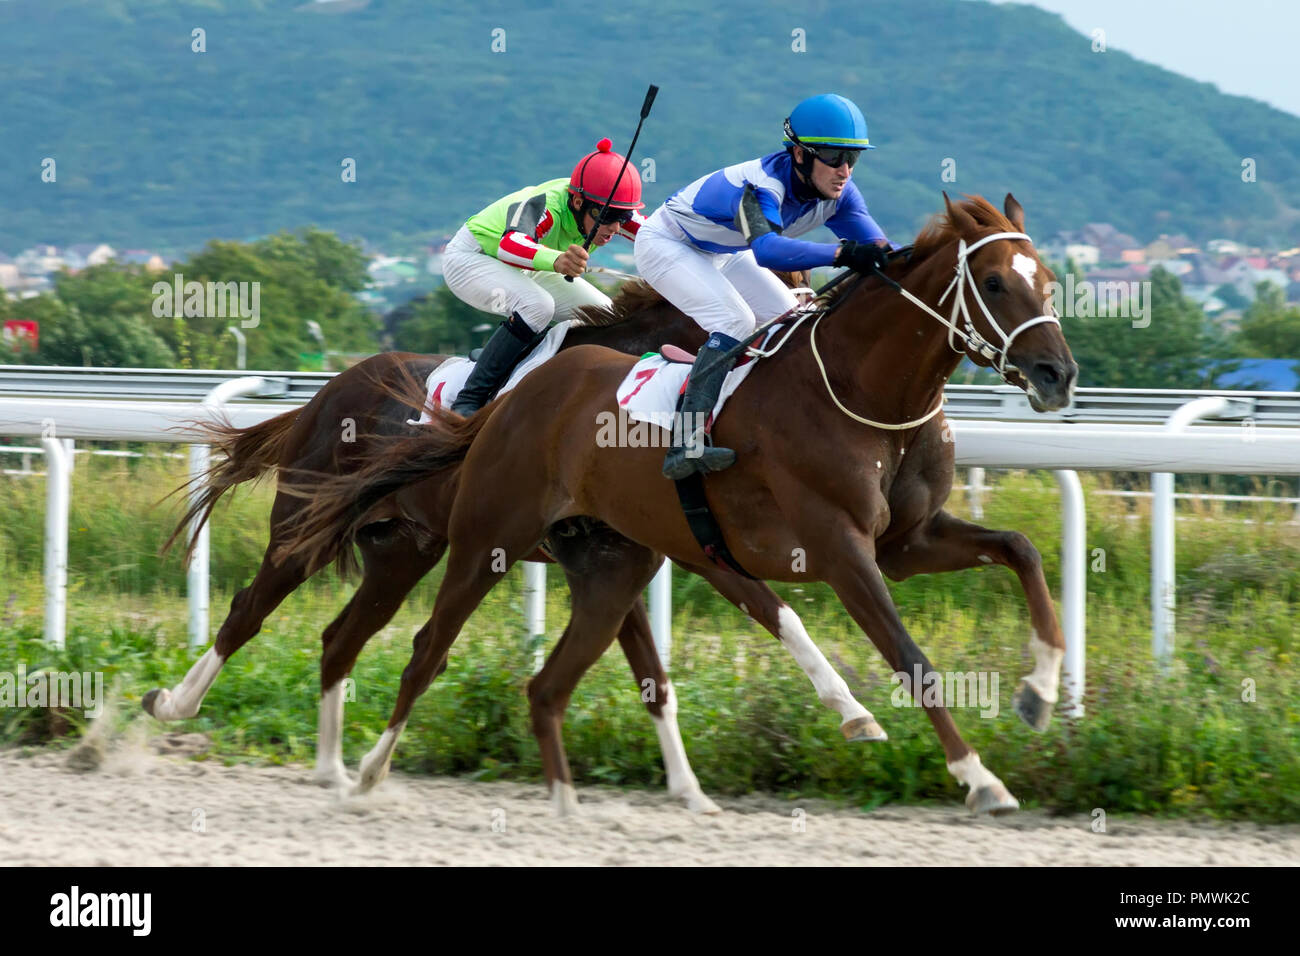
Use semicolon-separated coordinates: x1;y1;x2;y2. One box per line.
1;463;1297;819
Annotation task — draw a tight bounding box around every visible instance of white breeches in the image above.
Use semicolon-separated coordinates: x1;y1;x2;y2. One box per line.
442;225;612;332
633;208;797;341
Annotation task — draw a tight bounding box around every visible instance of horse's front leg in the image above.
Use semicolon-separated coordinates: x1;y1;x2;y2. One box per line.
877;509;1065;732
696;566;886;742
826;530;1019;815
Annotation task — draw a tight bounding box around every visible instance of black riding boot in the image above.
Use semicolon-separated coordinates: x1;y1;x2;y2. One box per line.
662;331;741;479
450;313;539;416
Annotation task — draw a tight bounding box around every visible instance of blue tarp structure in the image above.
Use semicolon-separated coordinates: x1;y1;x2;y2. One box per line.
1213;359;1300;391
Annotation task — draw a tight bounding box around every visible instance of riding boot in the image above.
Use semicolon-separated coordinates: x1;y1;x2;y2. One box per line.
450;312;539;416
662;331;741;479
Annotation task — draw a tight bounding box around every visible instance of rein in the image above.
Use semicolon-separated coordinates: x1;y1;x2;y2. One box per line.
763;231;1060;430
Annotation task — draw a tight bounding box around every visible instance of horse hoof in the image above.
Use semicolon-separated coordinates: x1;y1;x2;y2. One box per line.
841;716;888;742
314;764;354;789
682;790;722;815
967;784;1019;816
550;783;580;817
141;689;162;717
354;758;389;795
1013;681;1053;732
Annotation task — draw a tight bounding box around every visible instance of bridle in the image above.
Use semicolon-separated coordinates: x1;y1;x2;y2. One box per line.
805;230;1060;430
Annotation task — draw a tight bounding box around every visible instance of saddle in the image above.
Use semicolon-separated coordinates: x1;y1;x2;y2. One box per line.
660;343;696;364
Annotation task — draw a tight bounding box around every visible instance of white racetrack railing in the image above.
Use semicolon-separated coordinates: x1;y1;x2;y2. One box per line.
3;391;1297;718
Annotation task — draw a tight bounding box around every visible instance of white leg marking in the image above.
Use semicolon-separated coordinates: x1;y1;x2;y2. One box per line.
775;605;873;725
947;752;1001;791
355;719;406;794
1024;632;1064;703
949;752;1018;812
651;681;721;814
314;682;352;788
150;647;224;721
550;781;580;817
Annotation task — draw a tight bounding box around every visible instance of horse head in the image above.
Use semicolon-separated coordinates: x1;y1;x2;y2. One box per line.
936;193;1078;411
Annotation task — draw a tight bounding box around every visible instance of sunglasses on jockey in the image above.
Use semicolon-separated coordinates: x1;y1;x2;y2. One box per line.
783;119;864;169
581;201;635;226
804;145;861;169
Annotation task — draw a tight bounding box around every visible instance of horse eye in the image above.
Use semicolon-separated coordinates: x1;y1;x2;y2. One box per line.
983;275;1002;294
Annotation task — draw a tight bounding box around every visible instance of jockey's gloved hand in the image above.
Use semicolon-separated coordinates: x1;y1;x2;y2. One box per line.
837;240;890;274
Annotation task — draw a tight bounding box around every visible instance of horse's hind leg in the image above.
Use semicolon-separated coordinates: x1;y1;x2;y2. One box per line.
314;519;445;788
528;535;663;815
611;596;721;814
143;521;310;722
694;565;886;742
353;520;546;795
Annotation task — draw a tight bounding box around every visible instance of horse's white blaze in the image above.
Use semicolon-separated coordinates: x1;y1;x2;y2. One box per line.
776;604;872;725
947;751;1001;792
1011;253;1037;291
1024;632;1064;703
152;647;224;720
314;682;349;785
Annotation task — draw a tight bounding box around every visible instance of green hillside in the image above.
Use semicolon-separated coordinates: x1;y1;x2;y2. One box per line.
2;0;1298;252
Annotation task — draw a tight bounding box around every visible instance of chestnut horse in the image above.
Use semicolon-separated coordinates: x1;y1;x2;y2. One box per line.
282;194;1079;815
146;272;885;814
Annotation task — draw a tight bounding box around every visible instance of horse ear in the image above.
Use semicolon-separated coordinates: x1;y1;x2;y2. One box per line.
1004;193;1026;232
943;191;977;235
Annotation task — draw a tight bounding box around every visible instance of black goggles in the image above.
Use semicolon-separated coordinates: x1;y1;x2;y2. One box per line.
804;146;862;169
586;203;635;225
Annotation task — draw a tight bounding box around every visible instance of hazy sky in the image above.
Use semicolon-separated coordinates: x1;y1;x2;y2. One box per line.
991;0;1299;117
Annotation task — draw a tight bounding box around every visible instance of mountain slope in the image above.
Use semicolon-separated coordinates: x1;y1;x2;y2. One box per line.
1;0;1297;251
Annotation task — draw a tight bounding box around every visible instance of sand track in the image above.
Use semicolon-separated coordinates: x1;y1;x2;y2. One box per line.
1;741;1295;867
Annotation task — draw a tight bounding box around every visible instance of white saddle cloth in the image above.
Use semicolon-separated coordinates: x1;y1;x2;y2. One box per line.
614;324;784;433
411;320;574;424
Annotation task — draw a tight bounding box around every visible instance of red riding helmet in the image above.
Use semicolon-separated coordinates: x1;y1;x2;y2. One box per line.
568;138;644;210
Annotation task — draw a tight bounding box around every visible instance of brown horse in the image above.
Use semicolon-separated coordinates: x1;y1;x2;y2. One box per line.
146;271;883;814
282;194;1079;815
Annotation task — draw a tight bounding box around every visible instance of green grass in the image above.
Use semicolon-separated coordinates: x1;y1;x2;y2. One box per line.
1;454;1297;819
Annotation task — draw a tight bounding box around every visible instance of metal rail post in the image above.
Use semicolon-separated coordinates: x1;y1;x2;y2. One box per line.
523;562;547;672
1053;470;1085;716
40;436;71;648
650;559;672;669
188;377;271;647
1151;397;1250;662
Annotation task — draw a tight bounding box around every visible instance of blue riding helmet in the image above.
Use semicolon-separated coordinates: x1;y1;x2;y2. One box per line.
782;93;875;151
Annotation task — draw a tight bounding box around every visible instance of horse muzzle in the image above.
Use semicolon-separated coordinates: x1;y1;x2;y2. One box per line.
1017;358;1077;412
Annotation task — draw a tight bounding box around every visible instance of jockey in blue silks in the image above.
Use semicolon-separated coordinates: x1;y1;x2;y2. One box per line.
635;93;896;479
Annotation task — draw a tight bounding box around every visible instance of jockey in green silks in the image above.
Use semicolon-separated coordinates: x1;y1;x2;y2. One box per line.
443;138;646;415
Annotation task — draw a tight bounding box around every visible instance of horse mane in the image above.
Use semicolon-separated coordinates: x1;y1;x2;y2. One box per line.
571;280;665;327
913;195;1017;259
818;194;1016;307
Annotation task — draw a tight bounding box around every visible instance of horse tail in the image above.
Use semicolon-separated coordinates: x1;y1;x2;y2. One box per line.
272;385;489;573
161;408;300;563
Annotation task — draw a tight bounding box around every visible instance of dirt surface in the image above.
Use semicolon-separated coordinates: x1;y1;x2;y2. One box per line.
2;737;1295;867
